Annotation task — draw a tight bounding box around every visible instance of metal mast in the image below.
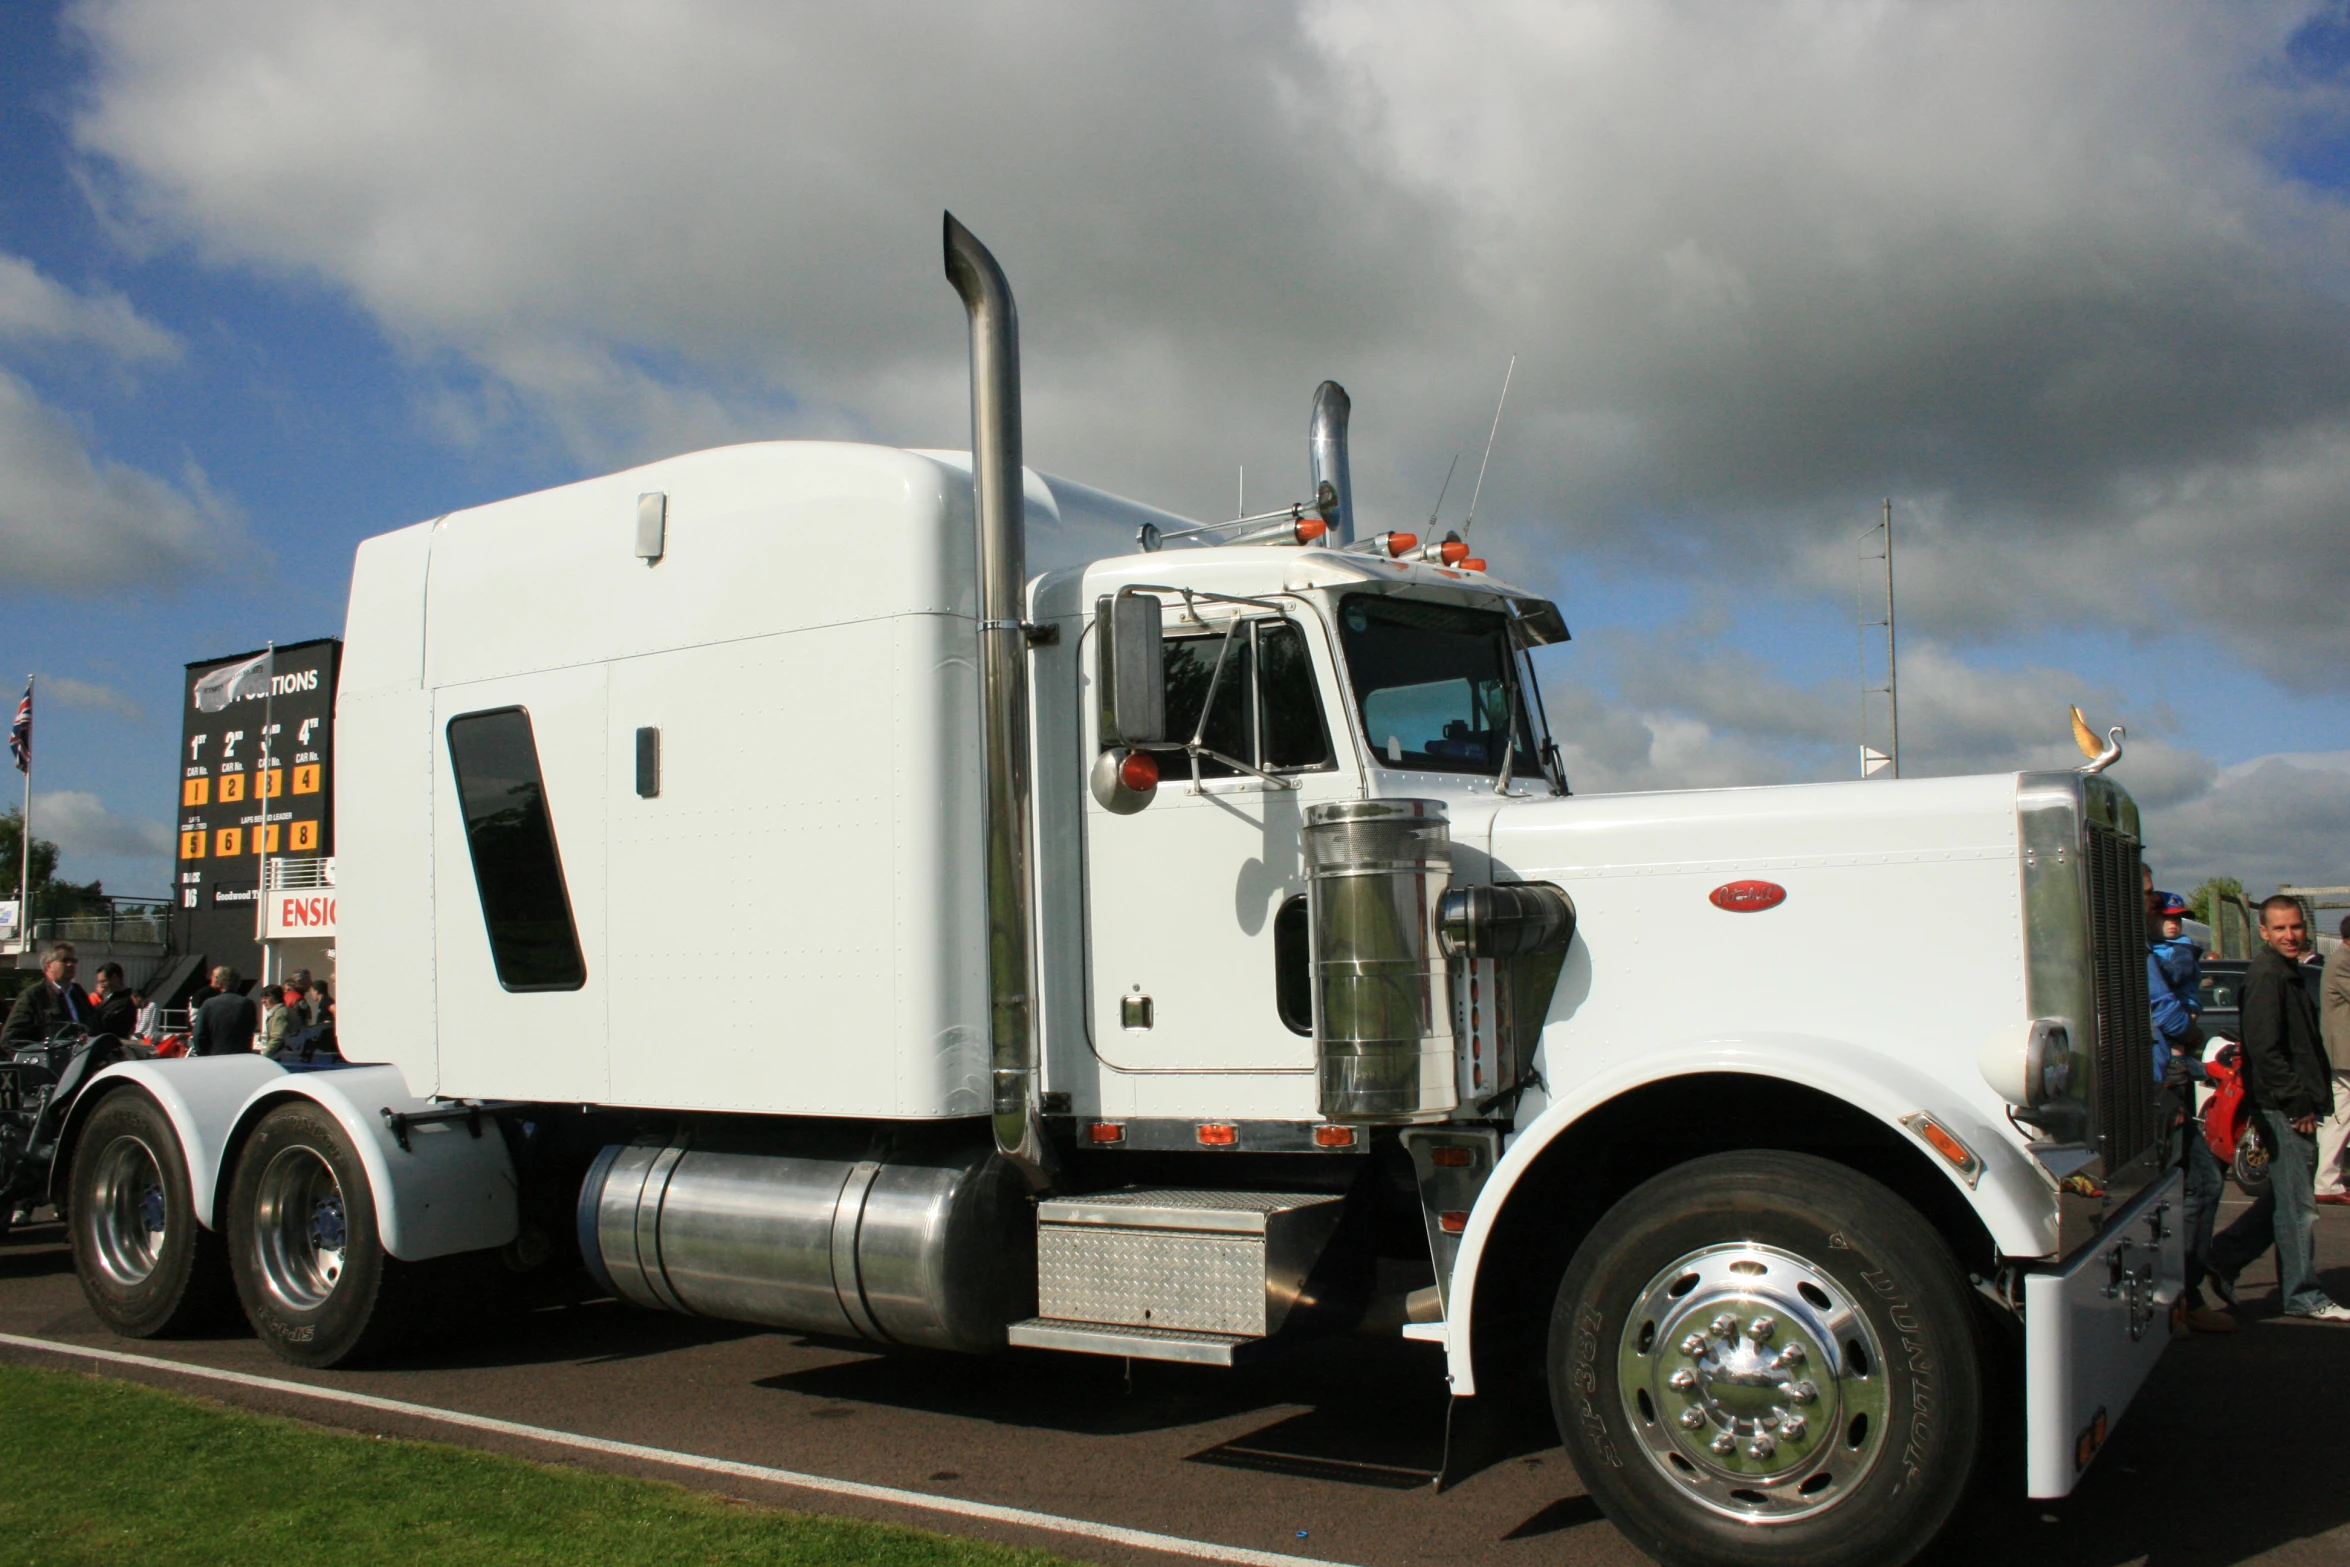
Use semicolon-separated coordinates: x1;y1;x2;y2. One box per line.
1859;500;1899;778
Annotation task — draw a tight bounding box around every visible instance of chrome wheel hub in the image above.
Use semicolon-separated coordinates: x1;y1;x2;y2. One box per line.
253;1146;347;1313
1618;1242;1888;1522
88;1135;168;1288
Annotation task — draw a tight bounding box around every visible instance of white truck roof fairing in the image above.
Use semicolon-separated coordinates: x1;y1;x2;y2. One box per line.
334;440;1196;1115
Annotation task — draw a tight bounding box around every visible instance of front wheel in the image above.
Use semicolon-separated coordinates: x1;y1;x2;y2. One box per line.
227;1102;415;1367
1549;1151;1982;1567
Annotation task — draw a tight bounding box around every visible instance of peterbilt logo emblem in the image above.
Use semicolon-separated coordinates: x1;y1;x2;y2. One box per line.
1709;880;1786;912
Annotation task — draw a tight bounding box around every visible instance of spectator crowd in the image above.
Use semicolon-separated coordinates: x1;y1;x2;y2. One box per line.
3;942;334;1061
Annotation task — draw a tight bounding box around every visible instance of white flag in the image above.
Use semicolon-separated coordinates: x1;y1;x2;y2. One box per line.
1860;745;1893;778
194;653;271;714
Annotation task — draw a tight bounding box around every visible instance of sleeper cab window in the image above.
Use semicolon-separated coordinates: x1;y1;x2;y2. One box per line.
445;707;587;991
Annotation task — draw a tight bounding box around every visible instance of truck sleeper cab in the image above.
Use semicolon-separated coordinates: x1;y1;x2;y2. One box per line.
53;219;2181;1567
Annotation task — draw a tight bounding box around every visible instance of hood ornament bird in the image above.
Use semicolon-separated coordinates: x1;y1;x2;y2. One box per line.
2070;704;2124;775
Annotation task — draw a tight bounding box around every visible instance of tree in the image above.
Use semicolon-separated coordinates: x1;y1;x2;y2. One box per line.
0;806;108;915
2189;876;2244;927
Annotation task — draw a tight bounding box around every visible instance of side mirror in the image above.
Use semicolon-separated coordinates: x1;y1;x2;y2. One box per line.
1099;591;1165;746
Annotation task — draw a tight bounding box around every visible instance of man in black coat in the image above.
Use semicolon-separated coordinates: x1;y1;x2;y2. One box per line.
87;961;137;1039
2;943;86;1045
2208;896;2350;1322
189;966;260;1057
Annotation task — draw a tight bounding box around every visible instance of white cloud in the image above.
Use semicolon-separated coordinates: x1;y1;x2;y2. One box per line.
0;251;179;363
32;789;172;865
0;368;245;594
34;673;144;723
63;0;2350;684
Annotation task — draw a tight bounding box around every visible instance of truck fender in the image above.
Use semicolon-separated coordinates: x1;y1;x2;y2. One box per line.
55;1058;519;1263
219;1064;520;1262
53;1056;289;1226
1438;1030;2056;1397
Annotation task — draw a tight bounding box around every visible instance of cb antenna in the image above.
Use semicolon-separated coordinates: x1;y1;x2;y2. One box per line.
1460;354;1516;540
1425;454;1459;532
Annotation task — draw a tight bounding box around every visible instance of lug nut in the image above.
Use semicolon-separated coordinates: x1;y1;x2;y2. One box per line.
1669;1368;1698;1392
1780;1414;1808;1441
1785;1380;1817;1404
1679;1408;1706;1430
1680;1333;1709;1358
1747;1433;1778;1460
1710;1431;1737;1455
1711;1313;1741;1338
1776;1343;1806;1366
1748;1316;1775;1341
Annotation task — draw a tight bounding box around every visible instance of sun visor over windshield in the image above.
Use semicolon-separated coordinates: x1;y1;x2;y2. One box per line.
1504;597;1571;647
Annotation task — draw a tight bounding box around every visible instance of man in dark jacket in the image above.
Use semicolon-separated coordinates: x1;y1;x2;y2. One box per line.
2;943;86;1045
189;967;260;1057
87;962;137;1039
2208;896;2350;1321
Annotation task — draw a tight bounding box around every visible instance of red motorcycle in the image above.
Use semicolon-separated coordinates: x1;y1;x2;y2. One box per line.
2201;1042;2271;1196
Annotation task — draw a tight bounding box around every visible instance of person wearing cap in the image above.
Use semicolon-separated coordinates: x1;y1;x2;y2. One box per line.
2148;885;2232;1332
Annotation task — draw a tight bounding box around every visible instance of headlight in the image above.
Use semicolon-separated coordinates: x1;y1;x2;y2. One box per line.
1980;1017;2075;1111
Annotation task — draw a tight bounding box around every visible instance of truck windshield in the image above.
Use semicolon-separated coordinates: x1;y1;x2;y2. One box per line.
1337;594;1540;776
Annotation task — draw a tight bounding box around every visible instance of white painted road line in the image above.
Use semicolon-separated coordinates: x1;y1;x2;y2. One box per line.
0;1331;1354;1567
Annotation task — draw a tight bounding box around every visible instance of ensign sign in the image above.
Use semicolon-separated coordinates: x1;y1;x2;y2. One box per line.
266;892;337;938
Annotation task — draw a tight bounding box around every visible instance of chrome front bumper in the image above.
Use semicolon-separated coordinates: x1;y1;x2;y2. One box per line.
2022;1168;2184;1498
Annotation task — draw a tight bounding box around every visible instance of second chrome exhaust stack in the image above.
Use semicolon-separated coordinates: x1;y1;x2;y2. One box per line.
1309;380;1355;546
943;213;1052;1189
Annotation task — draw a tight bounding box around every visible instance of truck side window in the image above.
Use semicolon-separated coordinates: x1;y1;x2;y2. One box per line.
1255;622;1332;771
1157;619;1334;779
1161;631;1251;779
1274;894;1312;1035
445;707;587;992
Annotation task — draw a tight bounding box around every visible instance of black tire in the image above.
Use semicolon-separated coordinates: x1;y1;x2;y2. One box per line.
68;1090;234;1337
1548;1151;1982;1567
226;1101;416;1367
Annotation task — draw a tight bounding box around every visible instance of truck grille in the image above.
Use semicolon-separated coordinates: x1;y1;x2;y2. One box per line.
2085;823;2159;1173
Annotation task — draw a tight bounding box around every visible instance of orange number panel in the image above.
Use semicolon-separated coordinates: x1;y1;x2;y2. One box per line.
214;827;242;857
258;768;284;798
179;830;207;859
218;773;246;803
254;824;281;854
292;764;321;795
181;777;209;807
289;820;319;851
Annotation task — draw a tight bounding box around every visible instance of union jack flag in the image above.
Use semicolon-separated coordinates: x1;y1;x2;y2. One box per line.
8;682;27;774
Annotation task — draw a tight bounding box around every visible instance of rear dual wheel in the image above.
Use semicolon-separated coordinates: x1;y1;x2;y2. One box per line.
1550;1151;1982;1567
226;1102;415;1367
69;1090;234;1336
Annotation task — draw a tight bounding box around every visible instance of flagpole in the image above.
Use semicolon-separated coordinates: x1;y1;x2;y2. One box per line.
18;674;31;946
256;644;275;978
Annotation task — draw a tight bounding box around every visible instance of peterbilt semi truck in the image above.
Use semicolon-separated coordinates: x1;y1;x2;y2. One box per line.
50;218;2181;1567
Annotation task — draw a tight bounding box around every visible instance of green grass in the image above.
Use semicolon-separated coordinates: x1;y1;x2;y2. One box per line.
0;1362;1077;1567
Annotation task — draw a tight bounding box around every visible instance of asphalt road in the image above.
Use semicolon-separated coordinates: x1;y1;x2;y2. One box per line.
3;1194;2349;1567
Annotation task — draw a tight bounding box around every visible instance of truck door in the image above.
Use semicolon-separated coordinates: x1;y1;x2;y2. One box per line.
1084;605;1356;1073
432;666;609;1103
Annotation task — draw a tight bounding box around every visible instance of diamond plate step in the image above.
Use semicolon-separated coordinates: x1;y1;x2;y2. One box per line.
1006;1318;1271;1366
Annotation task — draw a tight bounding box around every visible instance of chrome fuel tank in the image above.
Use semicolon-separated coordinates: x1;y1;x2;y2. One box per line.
579;1130;1034;1352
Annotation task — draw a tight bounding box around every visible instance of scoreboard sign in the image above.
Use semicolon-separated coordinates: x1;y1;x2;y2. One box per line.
175;638;340;978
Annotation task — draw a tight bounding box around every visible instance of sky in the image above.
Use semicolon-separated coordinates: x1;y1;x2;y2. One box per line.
1;0;2347;901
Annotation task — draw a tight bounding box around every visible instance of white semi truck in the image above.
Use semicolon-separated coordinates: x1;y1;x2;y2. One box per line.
51;218;2181;1567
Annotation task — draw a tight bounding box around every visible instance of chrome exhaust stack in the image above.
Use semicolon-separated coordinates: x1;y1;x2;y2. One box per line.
1309;380;1355;546
943;213;1053;1189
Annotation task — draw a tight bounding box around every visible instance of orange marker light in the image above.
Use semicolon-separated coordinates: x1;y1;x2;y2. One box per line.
1459;557;1486;572
1312;1124;1358;1148
1440;539;1468;565
1294;516;1328;543
1438;1210;1469;1234
1118;751;1159;792
1429;1145;1474;1168
1086;1122;1126;1144
1196;1123;1238;1147
1385;532;1418;558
